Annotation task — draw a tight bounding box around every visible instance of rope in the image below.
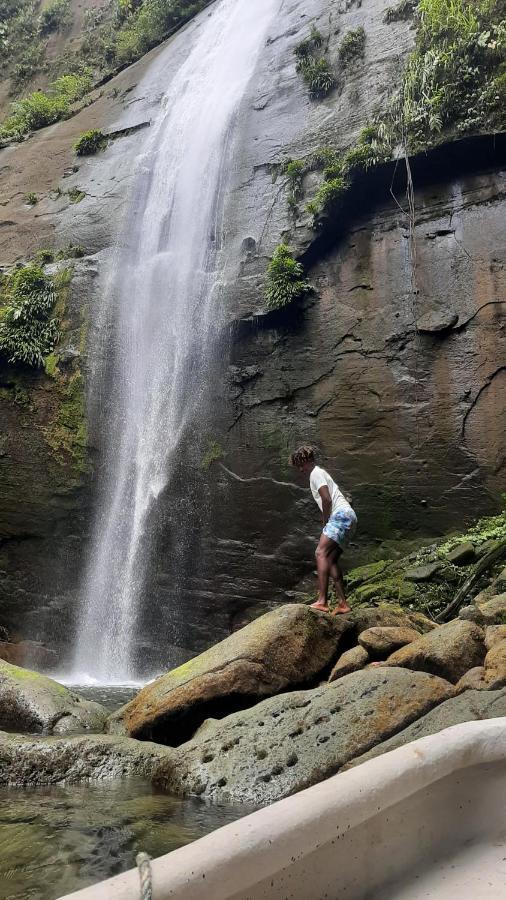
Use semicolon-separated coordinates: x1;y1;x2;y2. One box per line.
136;852;153;900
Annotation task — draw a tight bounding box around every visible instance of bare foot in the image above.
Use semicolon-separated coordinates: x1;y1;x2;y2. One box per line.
332;602;351;615
311;600;329;612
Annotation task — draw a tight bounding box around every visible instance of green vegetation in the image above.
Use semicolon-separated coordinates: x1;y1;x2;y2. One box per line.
303;128;390;225
338;27;366;65
265;244;311;310
438;507;506;556
38;0;70;35
0;265;60;367
0;70;92;142
294;25;336;97
391;0;506;147
24;192;38;205
201;439;224;469
384;0;417;23
0;1;215;142
344;502;506;618
44;370;88;471
34;248;54;264
68;187;85;203
112;0;212;66
73;129;108;156
283;158;305;211
55;243;86;260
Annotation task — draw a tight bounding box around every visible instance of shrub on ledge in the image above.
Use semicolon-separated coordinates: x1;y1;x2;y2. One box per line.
265;244;311;310
0;266;60;367
294;25;336;97
339;27;366;65
74;129;108;155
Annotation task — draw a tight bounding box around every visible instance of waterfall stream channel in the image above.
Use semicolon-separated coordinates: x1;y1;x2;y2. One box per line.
71;0;277;684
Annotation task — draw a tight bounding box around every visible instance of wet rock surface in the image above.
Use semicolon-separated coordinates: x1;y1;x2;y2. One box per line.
0;660;108;735
1;0;504;670
483;641;506;689
153;667;453;803
0;731;173;784
328;645;369;681
384;620;485;683
109;605;351;743
345;688;506;770
358;626;420;657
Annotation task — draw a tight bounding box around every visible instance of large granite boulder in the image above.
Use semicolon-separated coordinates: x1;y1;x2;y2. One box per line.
153;667;453;804
0;731;173;784
0;641;57;670
485;625;506;650
109;605;351;743
345;688;506;770
384;620;485;683
328;645;369;682
483;640;506;689
0;660;108;735
477;593;506;624
350;606;434;636
455;667;487;693
358;626;420;657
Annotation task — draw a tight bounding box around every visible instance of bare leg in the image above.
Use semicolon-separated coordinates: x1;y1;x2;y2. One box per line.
329;554;350;613
311;534;339;611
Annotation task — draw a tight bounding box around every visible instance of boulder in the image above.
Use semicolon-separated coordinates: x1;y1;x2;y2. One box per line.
349;605;434;636
153;668;453;804
446;542;476;565
358;626;420;657
109;605;351;743
0;641;57;670
345;688;506;770
0;660;108;735
485;625;506;650
384;619;485;683
455;667;487;693
458;605;485;625
328;646;369;681
0;731;173;784
405;562;443;582
483;641;506;690
476;593;506;624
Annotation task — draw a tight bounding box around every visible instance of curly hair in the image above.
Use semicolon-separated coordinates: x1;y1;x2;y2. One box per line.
289;445;316;467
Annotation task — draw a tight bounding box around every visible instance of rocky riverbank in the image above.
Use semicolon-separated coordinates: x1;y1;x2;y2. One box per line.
1;513;505;803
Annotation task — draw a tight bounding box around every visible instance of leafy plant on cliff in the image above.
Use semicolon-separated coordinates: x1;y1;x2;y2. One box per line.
73;129;108;155
265;245;311;310
0;265;60;367
114;0;212;65
0;69;93;141
38;0;71;35
388;0;506;147
384;1;418;24
294;25;336;97
338;27;366;66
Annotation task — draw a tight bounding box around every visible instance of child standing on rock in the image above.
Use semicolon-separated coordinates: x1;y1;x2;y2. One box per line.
290;446;357;615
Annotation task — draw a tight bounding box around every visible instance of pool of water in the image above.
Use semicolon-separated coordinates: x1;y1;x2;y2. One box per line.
0;779;252;900
0;685;254;899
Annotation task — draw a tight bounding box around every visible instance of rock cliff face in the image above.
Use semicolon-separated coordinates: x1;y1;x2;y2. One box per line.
0;0;504;667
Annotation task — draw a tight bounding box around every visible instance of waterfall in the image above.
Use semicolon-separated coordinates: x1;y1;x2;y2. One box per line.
72;0;276;683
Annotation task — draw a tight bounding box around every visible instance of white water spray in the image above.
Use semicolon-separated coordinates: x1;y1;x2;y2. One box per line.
73;0;276;682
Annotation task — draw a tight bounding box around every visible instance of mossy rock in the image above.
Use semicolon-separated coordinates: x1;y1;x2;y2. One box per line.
108;605;352;744
0;660;107;735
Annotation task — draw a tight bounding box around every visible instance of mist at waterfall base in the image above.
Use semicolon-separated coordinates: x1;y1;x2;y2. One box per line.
68;0;277;685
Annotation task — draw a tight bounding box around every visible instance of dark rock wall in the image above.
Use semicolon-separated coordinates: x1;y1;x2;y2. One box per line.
0;0;504;666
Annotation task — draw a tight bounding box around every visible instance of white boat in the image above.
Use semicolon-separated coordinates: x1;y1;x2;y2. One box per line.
60;717;506;900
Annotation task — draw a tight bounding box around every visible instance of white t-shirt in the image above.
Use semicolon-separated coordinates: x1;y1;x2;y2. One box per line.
309;466;353;516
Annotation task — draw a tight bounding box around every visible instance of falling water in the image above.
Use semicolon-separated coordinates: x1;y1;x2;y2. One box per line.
72;0;276;682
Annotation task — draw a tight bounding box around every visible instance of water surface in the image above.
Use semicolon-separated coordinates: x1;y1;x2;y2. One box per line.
0;779;252;900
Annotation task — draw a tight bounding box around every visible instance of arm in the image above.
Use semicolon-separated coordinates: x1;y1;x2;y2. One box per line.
318;486;332;526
